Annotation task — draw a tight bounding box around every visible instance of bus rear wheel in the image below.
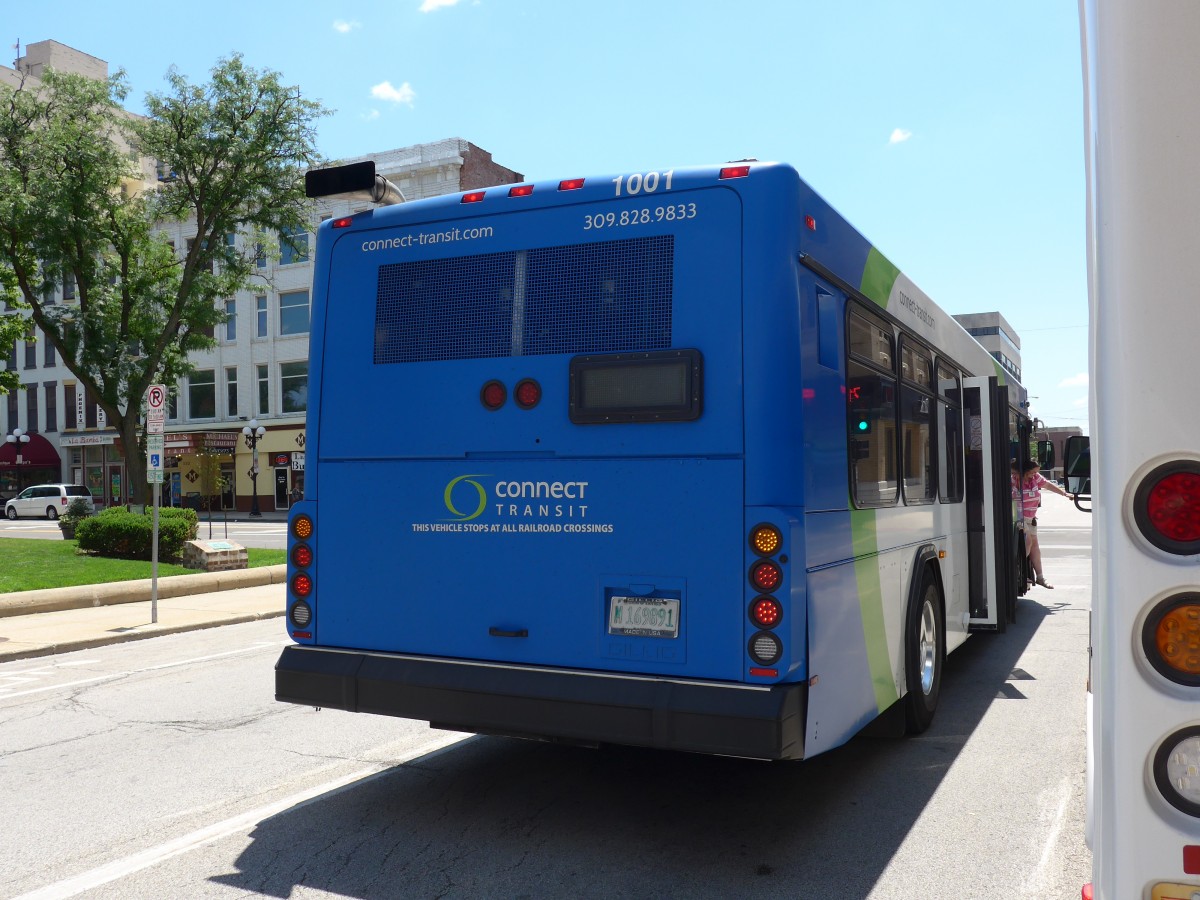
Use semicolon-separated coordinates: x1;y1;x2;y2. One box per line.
904;570;944;734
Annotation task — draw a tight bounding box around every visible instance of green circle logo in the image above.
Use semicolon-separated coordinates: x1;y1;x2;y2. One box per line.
444;475;489;521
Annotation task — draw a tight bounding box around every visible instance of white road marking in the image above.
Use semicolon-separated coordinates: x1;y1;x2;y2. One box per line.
12;732;470;900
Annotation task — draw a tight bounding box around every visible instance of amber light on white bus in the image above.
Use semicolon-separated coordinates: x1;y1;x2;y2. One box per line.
1141;593;1200;686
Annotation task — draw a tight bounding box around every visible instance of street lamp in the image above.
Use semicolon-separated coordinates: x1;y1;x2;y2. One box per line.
241;418;266;518
6;427;30;465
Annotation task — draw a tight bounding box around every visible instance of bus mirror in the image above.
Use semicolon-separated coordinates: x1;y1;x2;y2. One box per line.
305;161;406;206
1037;439;1055;471
1065;435;1092;511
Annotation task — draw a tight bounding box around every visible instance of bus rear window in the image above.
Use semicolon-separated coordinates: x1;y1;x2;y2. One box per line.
569;350;702;424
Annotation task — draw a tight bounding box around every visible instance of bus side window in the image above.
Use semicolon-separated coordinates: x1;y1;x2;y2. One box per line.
847;305;899;508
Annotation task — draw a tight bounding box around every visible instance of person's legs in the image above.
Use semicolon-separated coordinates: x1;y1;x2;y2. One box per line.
1027;527;1053;588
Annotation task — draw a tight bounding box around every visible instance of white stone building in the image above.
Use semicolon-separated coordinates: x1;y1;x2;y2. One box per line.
0;41;522;512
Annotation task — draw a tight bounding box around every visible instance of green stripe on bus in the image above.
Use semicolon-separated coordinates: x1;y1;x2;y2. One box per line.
850;509;900;712
859;247;900;308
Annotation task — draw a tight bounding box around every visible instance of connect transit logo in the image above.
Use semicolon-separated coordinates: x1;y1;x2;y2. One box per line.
443;474;490;521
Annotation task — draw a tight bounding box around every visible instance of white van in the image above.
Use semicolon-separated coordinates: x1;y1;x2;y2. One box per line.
4;484;95;520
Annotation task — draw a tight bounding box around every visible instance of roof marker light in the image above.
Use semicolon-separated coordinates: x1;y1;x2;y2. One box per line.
719;165;751;179
509;184;534;197
462;191;486;203
332;217;354;228
805;215;817;230
558;178;586;191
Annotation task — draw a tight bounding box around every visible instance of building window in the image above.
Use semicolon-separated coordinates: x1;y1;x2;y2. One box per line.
5;341;15;371
280;362;308;413
8;386;20;432
226;366;238;418
63;272;75;301
43;382;58;433
257;364;269;417
44;338;55;367
188;369;216;419
224;299;237;342
24;331;37;369
256;295;268;338
168;387;179;421
279;291;310;336
279;227;309;266
63;383;76;431
26;385;39;432
255;242;267;269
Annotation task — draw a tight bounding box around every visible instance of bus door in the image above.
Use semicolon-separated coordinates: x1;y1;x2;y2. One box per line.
963;376;1017;630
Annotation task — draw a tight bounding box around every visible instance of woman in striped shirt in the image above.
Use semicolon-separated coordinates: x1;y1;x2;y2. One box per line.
1013;459;1071;588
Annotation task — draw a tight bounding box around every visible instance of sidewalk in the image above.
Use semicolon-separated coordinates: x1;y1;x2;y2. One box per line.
0;566;287;663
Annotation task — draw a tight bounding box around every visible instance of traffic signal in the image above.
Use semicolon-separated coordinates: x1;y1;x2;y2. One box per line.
852;412;872;435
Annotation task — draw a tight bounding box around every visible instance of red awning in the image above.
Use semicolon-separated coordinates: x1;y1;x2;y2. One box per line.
0;433;62;469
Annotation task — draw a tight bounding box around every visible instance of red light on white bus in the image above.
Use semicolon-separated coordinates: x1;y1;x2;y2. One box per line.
1133;461;1200;554
462;191;486;203
558;178;585;191
719;166;751;179
509;184;534;197
332;217;353;228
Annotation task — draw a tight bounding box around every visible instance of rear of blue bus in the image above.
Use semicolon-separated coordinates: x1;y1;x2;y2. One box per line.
276;163;811;759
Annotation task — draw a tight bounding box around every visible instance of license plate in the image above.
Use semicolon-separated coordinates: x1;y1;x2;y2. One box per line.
608;596;680;638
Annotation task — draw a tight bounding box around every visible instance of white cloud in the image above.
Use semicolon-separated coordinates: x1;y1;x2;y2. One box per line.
332;19;361;33
361;109;381;122
889;128;912;144
370;81;416;106
1059;373;1089;388
420;0;461;11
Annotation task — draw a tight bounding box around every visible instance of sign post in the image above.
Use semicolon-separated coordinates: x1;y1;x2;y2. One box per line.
146;385;166;624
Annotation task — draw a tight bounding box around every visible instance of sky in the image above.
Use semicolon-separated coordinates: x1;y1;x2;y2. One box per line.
7;0;1089;429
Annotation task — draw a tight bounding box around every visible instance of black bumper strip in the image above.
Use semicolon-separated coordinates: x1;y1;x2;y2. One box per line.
275;645;807;760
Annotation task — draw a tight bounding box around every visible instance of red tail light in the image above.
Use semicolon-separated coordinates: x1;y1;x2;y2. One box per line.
749;560;783;593
750;596;783;629
514;379;541;409
291;573;313;597
1134;461;1200;554
291;544;313;568
481;380;506;410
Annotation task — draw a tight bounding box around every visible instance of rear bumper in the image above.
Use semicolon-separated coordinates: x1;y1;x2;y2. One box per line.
275;645;807;760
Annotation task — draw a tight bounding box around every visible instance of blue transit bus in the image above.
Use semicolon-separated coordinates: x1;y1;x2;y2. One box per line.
276;160;1030;760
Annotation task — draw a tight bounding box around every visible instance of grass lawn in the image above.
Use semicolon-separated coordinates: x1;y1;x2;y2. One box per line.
0;537;286;594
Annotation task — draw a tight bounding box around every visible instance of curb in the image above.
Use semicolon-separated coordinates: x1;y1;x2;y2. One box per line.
0;565;289;619
0;609;287;663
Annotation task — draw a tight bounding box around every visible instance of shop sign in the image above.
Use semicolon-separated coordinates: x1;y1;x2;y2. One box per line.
60;433;117;447
271;452;291;467
291;452;305;471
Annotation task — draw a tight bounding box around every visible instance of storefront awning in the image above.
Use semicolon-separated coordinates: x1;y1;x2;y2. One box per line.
0;433;63;469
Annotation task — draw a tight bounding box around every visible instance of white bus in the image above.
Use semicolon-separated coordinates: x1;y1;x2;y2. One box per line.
1080;2;1200;897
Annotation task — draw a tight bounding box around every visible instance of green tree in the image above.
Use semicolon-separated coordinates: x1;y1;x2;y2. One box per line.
0;56;327;501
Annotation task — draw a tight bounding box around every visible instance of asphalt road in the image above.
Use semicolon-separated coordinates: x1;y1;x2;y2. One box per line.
0;517;288;549
0;523;1093;899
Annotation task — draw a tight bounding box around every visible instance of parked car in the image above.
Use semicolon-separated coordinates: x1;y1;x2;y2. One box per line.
4;484;95;520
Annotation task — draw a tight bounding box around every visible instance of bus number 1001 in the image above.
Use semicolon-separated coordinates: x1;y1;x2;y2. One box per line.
612;170;674;197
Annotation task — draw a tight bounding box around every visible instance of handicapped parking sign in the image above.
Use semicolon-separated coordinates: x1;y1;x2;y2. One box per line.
150;453;160;468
